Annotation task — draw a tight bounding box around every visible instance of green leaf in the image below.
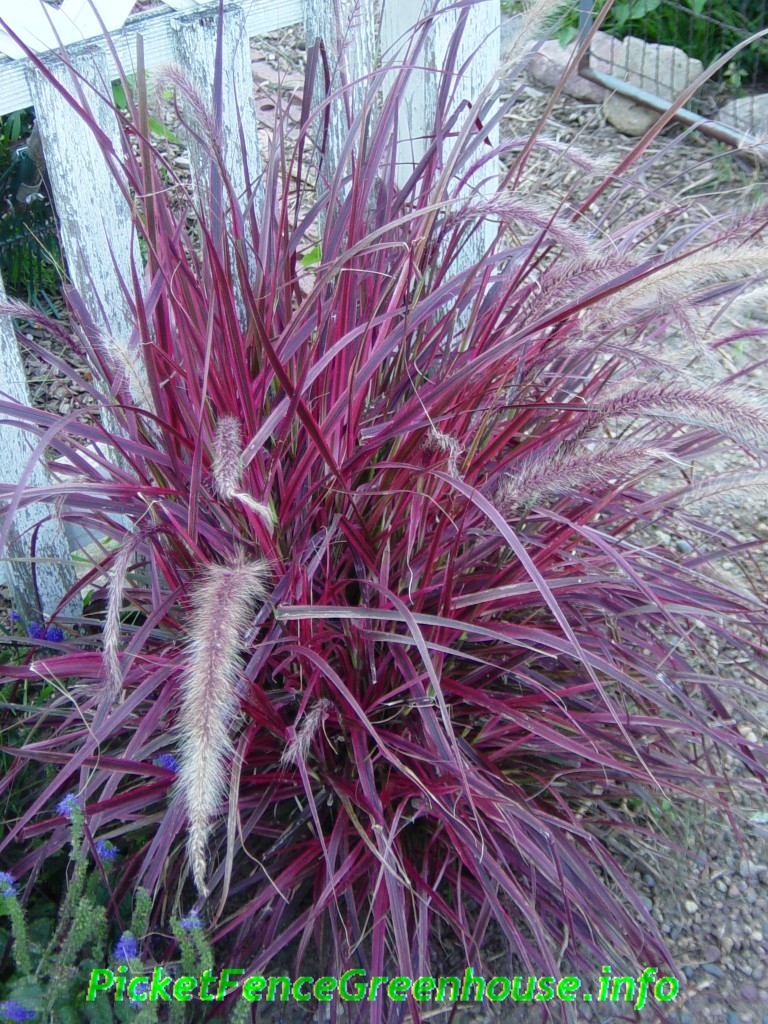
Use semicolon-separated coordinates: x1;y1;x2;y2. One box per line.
301;243;323;267
555;24;578;47
6;978;45;1013
626;0;662;20
611;1;630;27
83;995;115;1024
112;82;128;111
78;959;116;1024
148;117;179;144
27;914;55;946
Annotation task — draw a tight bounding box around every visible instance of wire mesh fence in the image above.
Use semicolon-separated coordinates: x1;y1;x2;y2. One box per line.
578;0;768;145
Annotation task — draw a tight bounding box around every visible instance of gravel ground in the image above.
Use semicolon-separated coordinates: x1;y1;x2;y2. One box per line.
7;17;768;1024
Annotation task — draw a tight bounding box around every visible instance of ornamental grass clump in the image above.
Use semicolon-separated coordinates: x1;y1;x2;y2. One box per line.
1;2;768;1021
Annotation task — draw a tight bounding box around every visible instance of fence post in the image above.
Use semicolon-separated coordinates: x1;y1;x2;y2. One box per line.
380;0;500;258
170;2;264;233
0;41;134;622
25;43;139;344
0;274;77;619
303;0;377;185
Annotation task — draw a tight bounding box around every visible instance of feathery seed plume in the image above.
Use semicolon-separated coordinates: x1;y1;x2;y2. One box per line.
281;699;333;767
575;381;768;451
107;336;155;413
178;555;270;897
103;532;143;708
501;0;574;66
582;244;768;329
422;427;463;477
212;416;274;530
152;63;219;147
497;441;676;510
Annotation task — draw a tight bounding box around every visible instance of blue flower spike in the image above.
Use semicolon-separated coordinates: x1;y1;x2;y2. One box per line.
0;872;18;898
180;909;202;932
0;1000;36;1022
95;839;119;862
56;794;80;820
113;931;139;962
129;980;150;1007
154;753;179;772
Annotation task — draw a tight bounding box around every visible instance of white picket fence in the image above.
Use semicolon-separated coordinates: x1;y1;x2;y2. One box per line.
0;0;500;619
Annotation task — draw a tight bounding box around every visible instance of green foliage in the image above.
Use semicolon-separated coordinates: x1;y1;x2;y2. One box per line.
111;77;180;144
0;110;33;159
0;110;60;303
0;806;221;1023
0;811;123;1022
0;888;32;977
555;0;768;83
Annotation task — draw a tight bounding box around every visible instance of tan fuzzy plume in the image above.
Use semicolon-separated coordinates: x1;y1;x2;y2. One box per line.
456;193;594;258
678;469;768;511
423;426;463;477
178;555;270;897
501;0;572;65
281;699;333;767
212;416;275;530
582;244;768;328
577;381;768;451
102;532;143;708
107;337;155;413
497;441;677;510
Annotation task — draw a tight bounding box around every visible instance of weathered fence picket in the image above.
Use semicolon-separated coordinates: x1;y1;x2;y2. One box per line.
0;0;501;618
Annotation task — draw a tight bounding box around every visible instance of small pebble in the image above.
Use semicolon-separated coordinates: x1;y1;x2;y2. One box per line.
702;963;724;978
741;860;768;880
684;900;699;914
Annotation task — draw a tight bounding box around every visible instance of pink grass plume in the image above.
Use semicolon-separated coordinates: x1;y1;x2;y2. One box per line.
177;554;270;897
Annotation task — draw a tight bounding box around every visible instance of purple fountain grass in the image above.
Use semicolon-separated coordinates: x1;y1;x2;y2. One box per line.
0;2;767;1019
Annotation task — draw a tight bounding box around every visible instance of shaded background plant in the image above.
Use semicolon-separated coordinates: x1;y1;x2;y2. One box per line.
1;2;768;1021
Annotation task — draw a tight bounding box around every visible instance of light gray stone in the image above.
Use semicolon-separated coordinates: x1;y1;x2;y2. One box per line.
602;36;703;136
525;32;704;136
527;30;621;103
603;92;658;135
619;35;704;101
719;94;768;137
